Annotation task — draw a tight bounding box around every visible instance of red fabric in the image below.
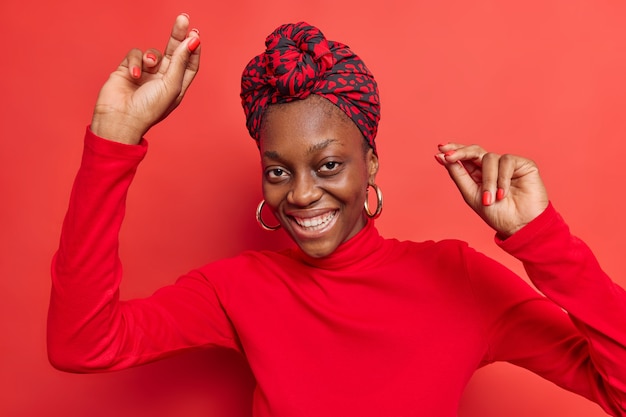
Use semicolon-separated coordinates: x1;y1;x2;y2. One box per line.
240;22;380;152
48;128;626;416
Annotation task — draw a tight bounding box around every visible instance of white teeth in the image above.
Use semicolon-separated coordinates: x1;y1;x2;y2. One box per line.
294;211;336;229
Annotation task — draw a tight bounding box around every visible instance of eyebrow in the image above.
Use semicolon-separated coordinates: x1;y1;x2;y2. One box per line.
307;138;339;154
263;150;281;160
263;138;340;160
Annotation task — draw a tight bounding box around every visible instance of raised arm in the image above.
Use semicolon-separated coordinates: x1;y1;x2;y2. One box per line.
48;16;240;373
90;13;201;144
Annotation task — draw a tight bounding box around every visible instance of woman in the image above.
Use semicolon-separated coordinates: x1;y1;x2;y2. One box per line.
47;14;626;416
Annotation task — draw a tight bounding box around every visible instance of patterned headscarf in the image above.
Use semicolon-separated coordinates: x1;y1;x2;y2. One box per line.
240;22;380;153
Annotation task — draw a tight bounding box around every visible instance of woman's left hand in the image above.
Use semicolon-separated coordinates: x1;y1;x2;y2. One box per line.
435;143;549;238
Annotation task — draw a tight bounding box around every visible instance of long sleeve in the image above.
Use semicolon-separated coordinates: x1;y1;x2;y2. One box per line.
492;204;626;415
47;128;239;373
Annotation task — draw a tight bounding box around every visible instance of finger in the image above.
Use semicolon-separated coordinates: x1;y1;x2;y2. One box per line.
498;154;541;202
442;144;487;165
436;144;487;186
495;154;516;201
185;30;201;68
479;152;500;206
443;158;481;207
142;48;162;73
434;151;479;177
122;48;144;79
437;142;463;154
186;30;201;56
161;33;201;99
164;14;191;59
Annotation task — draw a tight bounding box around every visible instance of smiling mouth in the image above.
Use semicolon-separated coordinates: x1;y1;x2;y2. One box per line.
292;211;337;231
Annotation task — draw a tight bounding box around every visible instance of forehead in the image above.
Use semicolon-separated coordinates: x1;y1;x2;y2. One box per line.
260;96;363;155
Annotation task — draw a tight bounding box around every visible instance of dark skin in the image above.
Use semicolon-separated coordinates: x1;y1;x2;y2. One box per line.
92;15;550;253
90;14;201;144
259;96;379;258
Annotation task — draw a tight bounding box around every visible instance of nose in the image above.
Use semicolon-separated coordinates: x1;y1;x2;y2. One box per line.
287;172;322;207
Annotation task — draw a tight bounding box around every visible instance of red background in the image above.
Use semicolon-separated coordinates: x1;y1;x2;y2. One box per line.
1;0;625;416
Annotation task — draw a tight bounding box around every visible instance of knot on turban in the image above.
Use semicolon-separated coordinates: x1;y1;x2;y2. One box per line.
240;22;380;152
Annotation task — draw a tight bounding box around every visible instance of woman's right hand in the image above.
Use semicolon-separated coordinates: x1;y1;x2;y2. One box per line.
90;14;201;145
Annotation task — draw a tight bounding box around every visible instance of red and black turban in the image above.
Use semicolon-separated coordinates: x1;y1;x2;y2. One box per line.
240;22;380;152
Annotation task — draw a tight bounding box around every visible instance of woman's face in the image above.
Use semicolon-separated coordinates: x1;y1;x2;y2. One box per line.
259;96;379;258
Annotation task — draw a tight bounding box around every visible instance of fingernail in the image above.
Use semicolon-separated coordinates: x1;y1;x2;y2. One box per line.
188;36;201;52
482;191;493;206
131;66;141;78
190;28;200;36
444;150;456;157
496;188;505;201
146;53;157;62
434;154;445;166
181;13;190;19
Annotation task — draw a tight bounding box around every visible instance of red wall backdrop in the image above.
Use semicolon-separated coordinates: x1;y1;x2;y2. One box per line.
1;0;625;416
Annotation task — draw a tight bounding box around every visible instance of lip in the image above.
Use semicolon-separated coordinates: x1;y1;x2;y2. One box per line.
285;209;339;240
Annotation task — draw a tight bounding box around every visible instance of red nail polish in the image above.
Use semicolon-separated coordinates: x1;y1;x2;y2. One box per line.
444;150;456;157
188;36;201;52
482;191;492;206
190;28;200;36
146;53;157;62
181;13;190;19
131;66;140;78
496;188;505;201
434;154;445;165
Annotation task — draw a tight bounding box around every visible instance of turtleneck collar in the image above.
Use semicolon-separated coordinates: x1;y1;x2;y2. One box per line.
287;219;386;270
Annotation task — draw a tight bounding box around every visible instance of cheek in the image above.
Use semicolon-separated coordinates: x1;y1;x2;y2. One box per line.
262;182;285;208
335;174;368;206
261;182;274;202
350;163;371;194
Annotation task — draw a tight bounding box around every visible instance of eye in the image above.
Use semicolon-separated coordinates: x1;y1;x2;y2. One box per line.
320;161;339;172
265;167;290;182
318;161;341;174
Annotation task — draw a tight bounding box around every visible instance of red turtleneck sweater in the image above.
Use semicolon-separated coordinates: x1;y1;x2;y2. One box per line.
48;129;626;416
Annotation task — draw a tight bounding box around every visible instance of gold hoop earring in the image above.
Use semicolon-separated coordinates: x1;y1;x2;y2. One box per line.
256;200;281;231
364;184;383;219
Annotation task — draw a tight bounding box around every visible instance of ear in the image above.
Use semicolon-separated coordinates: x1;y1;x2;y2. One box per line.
366;148;379;184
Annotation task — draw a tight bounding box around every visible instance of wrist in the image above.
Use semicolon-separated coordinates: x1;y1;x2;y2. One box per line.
495;223;527;240
495;202;552;241
90;112;146;145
